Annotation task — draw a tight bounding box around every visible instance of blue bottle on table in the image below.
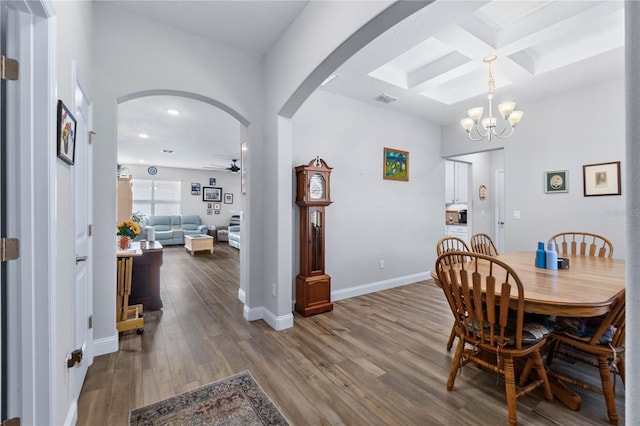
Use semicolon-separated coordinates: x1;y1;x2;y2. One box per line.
546;242;558;270
535;242;546;268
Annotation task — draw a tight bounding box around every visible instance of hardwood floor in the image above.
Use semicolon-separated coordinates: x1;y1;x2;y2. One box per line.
77;243;625;425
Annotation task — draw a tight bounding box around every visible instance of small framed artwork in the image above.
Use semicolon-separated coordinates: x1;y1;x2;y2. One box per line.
544;170;568;193
191;183;201;195
206;208;213;215
207;202;212;208
57;100;77;165
203;187;222;202
214;210;221;215
583;161;621;196
224;193;233;204
383;147;409;181
214;203;221;210
209;178;216;186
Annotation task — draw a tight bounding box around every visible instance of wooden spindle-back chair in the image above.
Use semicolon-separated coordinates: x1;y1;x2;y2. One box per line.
470;233;499;256
548;232;613;258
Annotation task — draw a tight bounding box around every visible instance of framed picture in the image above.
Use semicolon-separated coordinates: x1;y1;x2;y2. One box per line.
544;170;568;193
206;208;213;215
583;161;621;196
203;186;222;202
191;183;201;195
383;147;409;181
214;203;221;210
241;141;247;194
214;210;221;215
209;178;216;186
57;100;77;165
224;193;233;204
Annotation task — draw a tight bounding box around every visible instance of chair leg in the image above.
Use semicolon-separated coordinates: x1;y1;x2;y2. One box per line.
503;357;518;426
616;354;625;386
545;339;561;366
532;351;554;401
446;322;457;351
598;355;619;425
447;338;465;391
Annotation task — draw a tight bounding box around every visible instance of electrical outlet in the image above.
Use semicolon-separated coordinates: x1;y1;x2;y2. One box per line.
271;283;277;297
379;259;385;269
513;210;521;220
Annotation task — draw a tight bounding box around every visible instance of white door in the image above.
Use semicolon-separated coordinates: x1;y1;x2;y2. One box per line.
72;65;94;399
0;3;7;419
495;170;505;253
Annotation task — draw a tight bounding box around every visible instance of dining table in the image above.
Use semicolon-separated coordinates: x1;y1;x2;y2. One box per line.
432;251;626;411
433;251;625;317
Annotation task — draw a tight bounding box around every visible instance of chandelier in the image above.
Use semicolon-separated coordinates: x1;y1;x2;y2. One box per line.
460;55;523;141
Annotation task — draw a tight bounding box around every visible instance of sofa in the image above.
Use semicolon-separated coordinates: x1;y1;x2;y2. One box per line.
144;215;209;246
228;225;240;249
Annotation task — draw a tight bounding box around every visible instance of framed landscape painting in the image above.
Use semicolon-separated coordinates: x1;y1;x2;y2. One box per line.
383;147;409;181
203;187;222;202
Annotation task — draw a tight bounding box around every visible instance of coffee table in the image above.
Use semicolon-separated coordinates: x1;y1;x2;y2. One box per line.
184;234;214;255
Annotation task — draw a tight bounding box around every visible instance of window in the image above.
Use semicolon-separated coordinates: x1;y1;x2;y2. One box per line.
132;179;181;217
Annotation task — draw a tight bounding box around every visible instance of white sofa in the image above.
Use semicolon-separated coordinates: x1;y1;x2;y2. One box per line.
228;225;240;249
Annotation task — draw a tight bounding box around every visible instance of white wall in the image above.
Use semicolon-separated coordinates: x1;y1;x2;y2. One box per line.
292;90;442;296
53;1;93;424
442;78;627;258
91;3;260;350
122;164;241;227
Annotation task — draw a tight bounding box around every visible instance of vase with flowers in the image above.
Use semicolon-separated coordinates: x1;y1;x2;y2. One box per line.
117;219;141;249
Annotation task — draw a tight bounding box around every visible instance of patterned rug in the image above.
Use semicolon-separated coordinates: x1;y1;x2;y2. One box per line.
129;370;289;425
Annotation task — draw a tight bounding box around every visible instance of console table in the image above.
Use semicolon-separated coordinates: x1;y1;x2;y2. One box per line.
129;241;164;310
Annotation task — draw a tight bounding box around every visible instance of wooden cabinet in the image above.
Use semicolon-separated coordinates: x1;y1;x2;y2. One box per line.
129;241;164;310
117;177;133;222
445;160;468;204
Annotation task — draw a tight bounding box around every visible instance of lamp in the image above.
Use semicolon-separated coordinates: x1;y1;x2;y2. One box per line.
460;55;523;141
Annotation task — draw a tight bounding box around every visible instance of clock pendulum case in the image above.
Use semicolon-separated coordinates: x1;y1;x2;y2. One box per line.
294;157;333;317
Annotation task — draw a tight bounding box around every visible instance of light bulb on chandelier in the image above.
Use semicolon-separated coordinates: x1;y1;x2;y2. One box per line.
460;55;523;141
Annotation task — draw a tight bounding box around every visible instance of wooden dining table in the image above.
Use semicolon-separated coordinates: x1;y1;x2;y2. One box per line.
433;251;625;317
432;251;626;411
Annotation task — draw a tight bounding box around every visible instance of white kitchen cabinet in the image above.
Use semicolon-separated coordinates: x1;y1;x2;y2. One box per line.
445;160;468;204
446;224;468;243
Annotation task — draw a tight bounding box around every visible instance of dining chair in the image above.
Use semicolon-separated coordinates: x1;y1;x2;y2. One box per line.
547;232;613;258
435;236;472;351
545;289;625;425
470;233;499;256
435;251;553;426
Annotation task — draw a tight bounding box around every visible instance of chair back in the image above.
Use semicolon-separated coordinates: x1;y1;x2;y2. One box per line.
590;289;625;347
435;251;526;349
436;237;471;265
548;232;613;258
470;233;499;256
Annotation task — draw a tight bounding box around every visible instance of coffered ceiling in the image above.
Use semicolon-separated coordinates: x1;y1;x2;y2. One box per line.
113;0;625;170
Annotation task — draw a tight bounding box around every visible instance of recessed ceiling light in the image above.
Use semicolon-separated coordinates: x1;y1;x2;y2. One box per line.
161;149;174;154
321;73;338;86
167;109;180;115
138;133;149;139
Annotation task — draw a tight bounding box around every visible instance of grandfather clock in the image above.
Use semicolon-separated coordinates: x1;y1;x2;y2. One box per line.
295;157;333;317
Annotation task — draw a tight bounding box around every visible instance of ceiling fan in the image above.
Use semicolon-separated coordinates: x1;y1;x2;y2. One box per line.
204;159;240;173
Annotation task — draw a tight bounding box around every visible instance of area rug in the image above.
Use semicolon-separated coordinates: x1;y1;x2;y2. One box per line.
129;370;289;425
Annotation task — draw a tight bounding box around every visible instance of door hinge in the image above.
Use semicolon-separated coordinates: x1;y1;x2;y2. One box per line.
88;224;92;236
67;348;83;368
1;418;21;426
88;314;93;329
89;130;96;144
1;238;20;262
1;55;19;80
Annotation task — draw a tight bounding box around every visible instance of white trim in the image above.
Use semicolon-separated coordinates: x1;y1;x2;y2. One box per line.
63;398;77;426
331;272;431;302
237;288;246;304
243;305;294;331
92;335;119;357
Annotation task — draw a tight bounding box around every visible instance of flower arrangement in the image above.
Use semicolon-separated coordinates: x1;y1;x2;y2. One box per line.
116;219;141;238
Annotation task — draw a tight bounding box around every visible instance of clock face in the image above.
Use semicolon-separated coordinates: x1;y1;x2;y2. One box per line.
550;174;563;189
147;166;158;175
309;173;325;199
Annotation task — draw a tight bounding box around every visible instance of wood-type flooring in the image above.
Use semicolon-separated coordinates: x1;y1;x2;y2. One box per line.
77;243;625;425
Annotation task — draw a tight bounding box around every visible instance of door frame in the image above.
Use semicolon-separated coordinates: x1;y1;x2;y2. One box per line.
4;0;56;424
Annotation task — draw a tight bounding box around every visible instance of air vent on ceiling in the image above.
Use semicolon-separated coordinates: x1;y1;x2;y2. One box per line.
161;149;174;154
374;93;397;104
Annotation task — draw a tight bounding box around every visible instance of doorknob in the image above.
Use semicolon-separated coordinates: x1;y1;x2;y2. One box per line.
498;221;505;225
75;255;88;263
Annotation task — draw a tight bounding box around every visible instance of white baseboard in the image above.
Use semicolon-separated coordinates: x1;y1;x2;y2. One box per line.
238;287;246;304
243;305;294;331
64;398;77;426
93;333;119;356
332;271;430;302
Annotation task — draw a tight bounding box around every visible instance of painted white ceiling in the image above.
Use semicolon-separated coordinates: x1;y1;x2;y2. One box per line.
114;0;625;170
